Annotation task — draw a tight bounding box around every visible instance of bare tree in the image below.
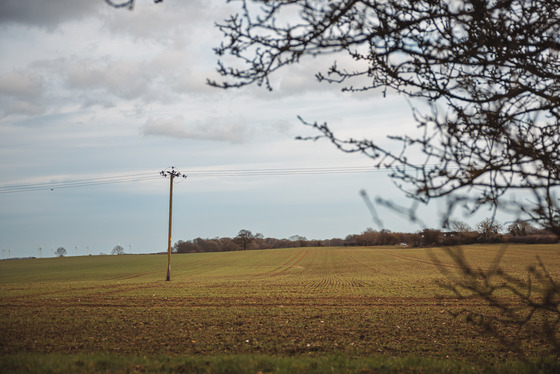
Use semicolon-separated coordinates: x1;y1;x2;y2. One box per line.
233;229;256;251
450;221;472;234
112;245;125;255
55;247;67;257
476;218;503;240
507;220;536;237
210;0;560;234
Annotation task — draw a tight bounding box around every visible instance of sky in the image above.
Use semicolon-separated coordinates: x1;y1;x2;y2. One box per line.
0;0;490;258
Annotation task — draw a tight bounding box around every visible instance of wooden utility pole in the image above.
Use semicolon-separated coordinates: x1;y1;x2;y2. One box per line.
160;167;187;281
166;172;174;280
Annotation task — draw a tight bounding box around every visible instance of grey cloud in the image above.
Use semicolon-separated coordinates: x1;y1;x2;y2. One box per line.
61;45;217;105
0;0;101;30
65;59;153;101
0;71;46;117
2;100;46;117
102;0;209;41
0;0;209;34
142;116;251;144
2;51;206;118
0;71;42;97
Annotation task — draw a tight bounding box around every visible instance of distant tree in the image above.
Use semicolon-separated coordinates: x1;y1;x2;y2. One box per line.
450;221;472;234
355;228;377;246
327;238;345;247
476;218;503;241
376;229;395;246
507;220;536;237
233;229;256;251
174;240;194;253
201;238;220;253
112;245;125;255
217;237;238;252
289;235;308;247
344;234;358;246
420;229;443;247
55;247;66;257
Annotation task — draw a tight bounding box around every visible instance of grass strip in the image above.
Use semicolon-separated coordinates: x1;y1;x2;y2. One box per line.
1;353;559;374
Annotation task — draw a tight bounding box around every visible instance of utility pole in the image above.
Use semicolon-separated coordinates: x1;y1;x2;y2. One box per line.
160;167;187;281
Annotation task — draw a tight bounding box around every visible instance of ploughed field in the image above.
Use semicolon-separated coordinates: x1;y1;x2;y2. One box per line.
1;245;559;366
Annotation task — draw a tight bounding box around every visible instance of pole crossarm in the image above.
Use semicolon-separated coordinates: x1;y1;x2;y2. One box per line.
160;166;187;180
160;167;187;281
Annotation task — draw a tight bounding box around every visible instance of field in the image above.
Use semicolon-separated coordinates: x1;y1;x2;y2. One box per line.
1;244;560;373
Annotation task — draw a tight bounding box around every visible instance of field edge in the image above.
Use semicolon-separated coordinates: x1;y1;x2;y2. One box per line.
1;353;559;374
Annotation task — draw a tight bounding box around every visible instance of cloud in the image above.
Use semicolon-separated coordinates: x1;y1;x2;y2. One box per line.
102;0;215;42
142;116;252;143
0;71;46;117
0;48;213;122
0;0;101;30
65;58;154;101
0;0;215;37
0;71;41;96
42;41;215;107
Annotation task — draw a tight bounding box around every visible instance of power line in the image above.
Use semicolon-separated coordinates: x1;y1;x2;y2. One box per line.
186;165;383;177
0;165;392;194
0;173;160;194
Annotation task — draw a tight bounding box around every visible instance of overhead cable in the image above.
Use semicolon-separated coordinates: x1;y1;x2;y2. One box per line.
0;165;389;194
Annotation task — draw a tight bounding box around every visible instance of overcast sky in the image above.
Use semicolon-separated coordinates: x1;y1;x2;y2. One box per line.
0;0;474;258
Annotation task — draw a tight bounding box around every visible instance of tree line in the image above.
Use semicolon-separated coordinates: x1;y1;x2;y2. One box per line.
173;219;558;254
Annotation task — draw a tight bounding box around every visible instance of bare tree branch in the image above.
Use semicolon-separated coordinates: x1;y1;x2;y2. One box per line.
212;0;560;234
